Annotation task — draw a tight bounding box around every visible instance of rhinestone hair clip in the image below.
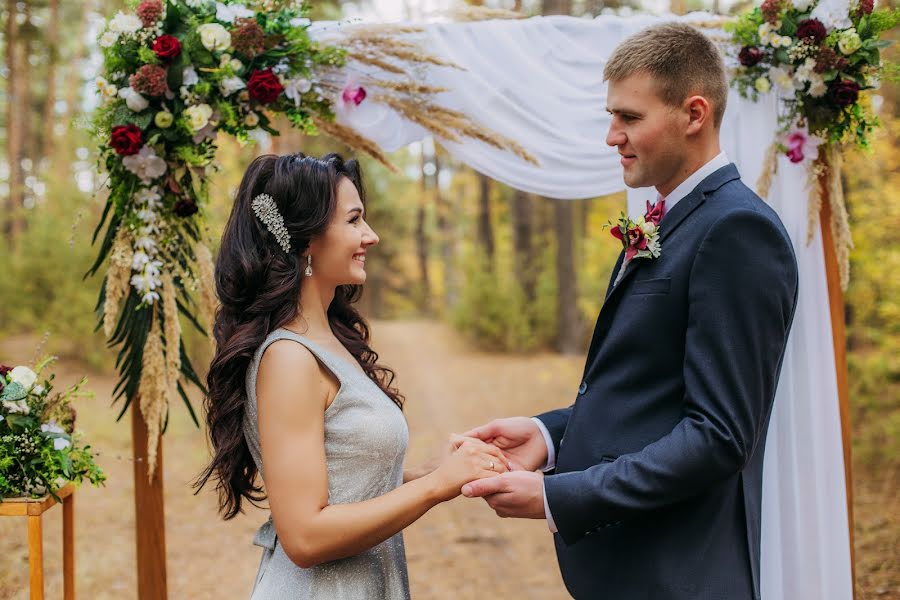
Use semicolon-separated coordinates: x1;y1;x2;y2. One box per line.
251;193;292;253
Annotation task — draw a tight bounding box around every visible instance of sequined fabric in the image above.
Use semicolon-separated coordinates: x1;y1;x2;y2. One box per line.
243;329;411;599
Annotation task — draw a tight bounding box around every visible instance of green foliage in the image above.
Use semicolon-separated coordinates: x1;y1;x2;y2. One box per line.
844;113;900;470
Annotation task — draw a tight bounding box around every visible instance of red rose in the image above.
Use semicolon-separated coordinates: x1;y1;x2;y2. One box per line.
110;124;143;156
152;35;181;62
796;19;827;44
247;69;284;104
828;80;860;107
738;46;763;67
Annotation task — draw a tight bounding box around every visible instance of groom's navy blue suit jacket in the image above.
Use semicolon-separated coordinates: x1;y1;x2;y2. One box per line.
537;164;798;600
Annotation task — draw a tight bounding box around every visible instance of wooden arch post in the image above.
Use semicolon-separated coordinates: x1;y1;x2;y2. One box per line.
132;399;168;599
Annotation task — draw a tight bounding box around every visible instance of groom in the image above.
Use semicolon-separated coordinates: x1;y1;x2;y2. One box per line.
461;23;799;599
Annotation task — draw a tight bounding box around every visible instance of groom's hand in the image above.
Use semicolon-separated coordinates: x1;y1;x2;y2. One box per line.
462;417;548;472
460;471;545;519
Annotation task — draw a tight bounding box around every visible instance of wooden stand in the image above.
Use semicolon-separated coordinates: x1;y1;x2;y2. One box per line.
0;484;75;600
131;398;168;599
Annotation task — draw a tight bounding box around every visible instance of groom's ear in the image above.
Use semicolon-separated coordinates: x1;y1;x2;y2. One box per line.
684;95;712;135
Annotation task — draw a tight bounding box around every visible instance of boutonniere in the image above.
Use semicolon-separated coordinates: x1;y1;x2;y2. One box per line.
606;200;665;262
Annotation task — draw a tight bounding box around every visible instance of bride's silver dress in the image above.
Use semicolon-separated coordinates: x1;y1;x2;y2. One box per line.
243;328;411;599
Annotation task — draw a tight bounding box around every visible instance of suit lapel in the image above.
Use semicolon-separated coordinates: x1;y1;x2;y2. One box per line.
585;164;742;367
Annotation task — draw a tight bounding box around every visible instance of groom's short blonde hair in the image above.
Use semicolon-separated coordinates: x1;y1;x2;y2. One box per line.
604;23;728;128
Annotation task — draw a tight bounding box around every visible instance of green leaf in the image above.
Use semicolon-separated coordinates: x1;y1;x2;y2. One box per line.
0;382;26;401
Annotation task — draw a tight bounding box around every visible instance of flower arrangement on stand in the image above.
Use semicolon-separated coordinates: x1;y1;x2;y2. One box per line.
90;0;535;479
0;359;105;501
728;0;899;288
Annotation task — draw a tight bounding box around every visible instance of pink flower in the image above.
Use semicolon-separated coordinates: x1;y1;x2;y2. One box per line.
785;126;824;164
342;84;367;106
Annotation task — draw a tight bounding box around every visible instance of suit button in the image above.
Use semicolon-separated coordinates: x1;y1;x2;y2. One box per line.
578;382;587;395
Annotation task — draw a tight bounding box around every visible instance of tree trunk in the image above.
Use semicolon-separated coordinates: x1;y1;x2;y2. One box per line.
62;6;89;128
477;173;495;263
433;148;458;311
542;0;572;15
511;189;536;303
553;199;582;354
416;150;432;311
41;0;60;159
5;0;25;247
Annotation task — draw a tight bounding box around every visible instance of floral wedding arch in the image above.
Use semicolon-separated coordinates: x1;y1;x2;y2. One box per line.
88;1;897;598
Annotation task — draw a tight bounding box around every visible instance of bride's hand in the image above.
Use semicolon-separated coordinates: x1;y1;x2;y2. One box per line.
426;436;510;502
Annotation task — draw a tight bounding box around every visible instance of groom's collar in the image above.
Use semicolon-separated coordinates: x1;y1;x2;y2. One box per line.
657;161;741;245
659;151;730;212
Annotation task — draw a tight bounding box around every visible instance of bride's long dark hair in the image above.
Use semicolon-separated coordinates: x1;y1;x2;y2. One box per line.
195;153;404;520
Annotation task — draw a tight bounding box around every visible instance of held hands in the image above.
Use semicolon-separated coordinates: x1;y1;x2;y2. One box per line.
458;417;550;520
461;417;548;472
427;436;510;503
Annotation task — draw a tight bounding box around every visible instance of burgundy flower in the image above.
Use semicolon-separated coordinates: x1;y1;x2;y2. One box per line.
247;69;284;104
760;0;785;24
644;199;666;225
233;18;266;58
129;64;168;97
625;227;648;261
738;46;764;67
856;0;874;15
342;85;367;106
828;80;860;107
796;19;827;44
110;124;143;156
173;198;199;217
152;35;181;63
0;365;12;377
137;0;164;28
814;47;849;74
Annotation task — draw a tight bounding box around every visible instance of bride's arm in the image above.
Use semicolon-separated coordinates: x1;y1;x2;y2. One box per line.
257;341;504;569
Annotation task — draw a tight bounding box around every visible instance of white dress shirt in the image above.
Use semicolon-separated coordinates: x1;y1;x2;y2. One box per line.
537;151;731;533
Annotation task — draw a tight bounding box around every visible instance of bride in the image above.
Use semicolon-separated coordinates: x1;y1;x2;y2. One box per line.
195;152;508;598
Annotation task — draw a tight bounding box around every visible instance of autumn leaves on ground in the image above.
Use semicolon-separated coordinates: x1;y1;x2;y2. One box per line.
1;320;897;599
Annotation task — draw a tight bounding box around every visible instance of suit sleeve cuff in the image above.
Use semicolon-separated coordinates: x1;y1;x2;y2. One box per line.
543;479;558;533
531;417;556;472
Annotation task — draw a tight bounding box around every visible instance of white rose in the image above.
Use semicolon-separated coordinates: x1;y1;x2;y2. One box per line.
755;77;772;94
9;366;37;391
219;76;246;97
118;86;149;112
197;23;231;52
244;112;259;127
109;12;142;34
792;0;814;10
185;103;214;131
838;30;862;55
99;31;119;48
230;58;244;72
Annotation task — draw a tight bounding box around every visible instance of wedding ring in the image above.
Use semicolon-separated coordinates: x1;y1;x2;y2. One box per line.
488;461;495;471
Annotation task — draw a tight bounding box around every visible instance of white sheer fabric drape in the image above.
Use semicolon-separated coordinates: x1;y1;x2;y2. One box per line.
313;14;853;599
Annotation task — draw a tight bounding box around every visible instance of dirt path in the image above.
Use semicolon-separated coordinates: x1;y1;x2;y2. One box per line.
0;321;576;599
